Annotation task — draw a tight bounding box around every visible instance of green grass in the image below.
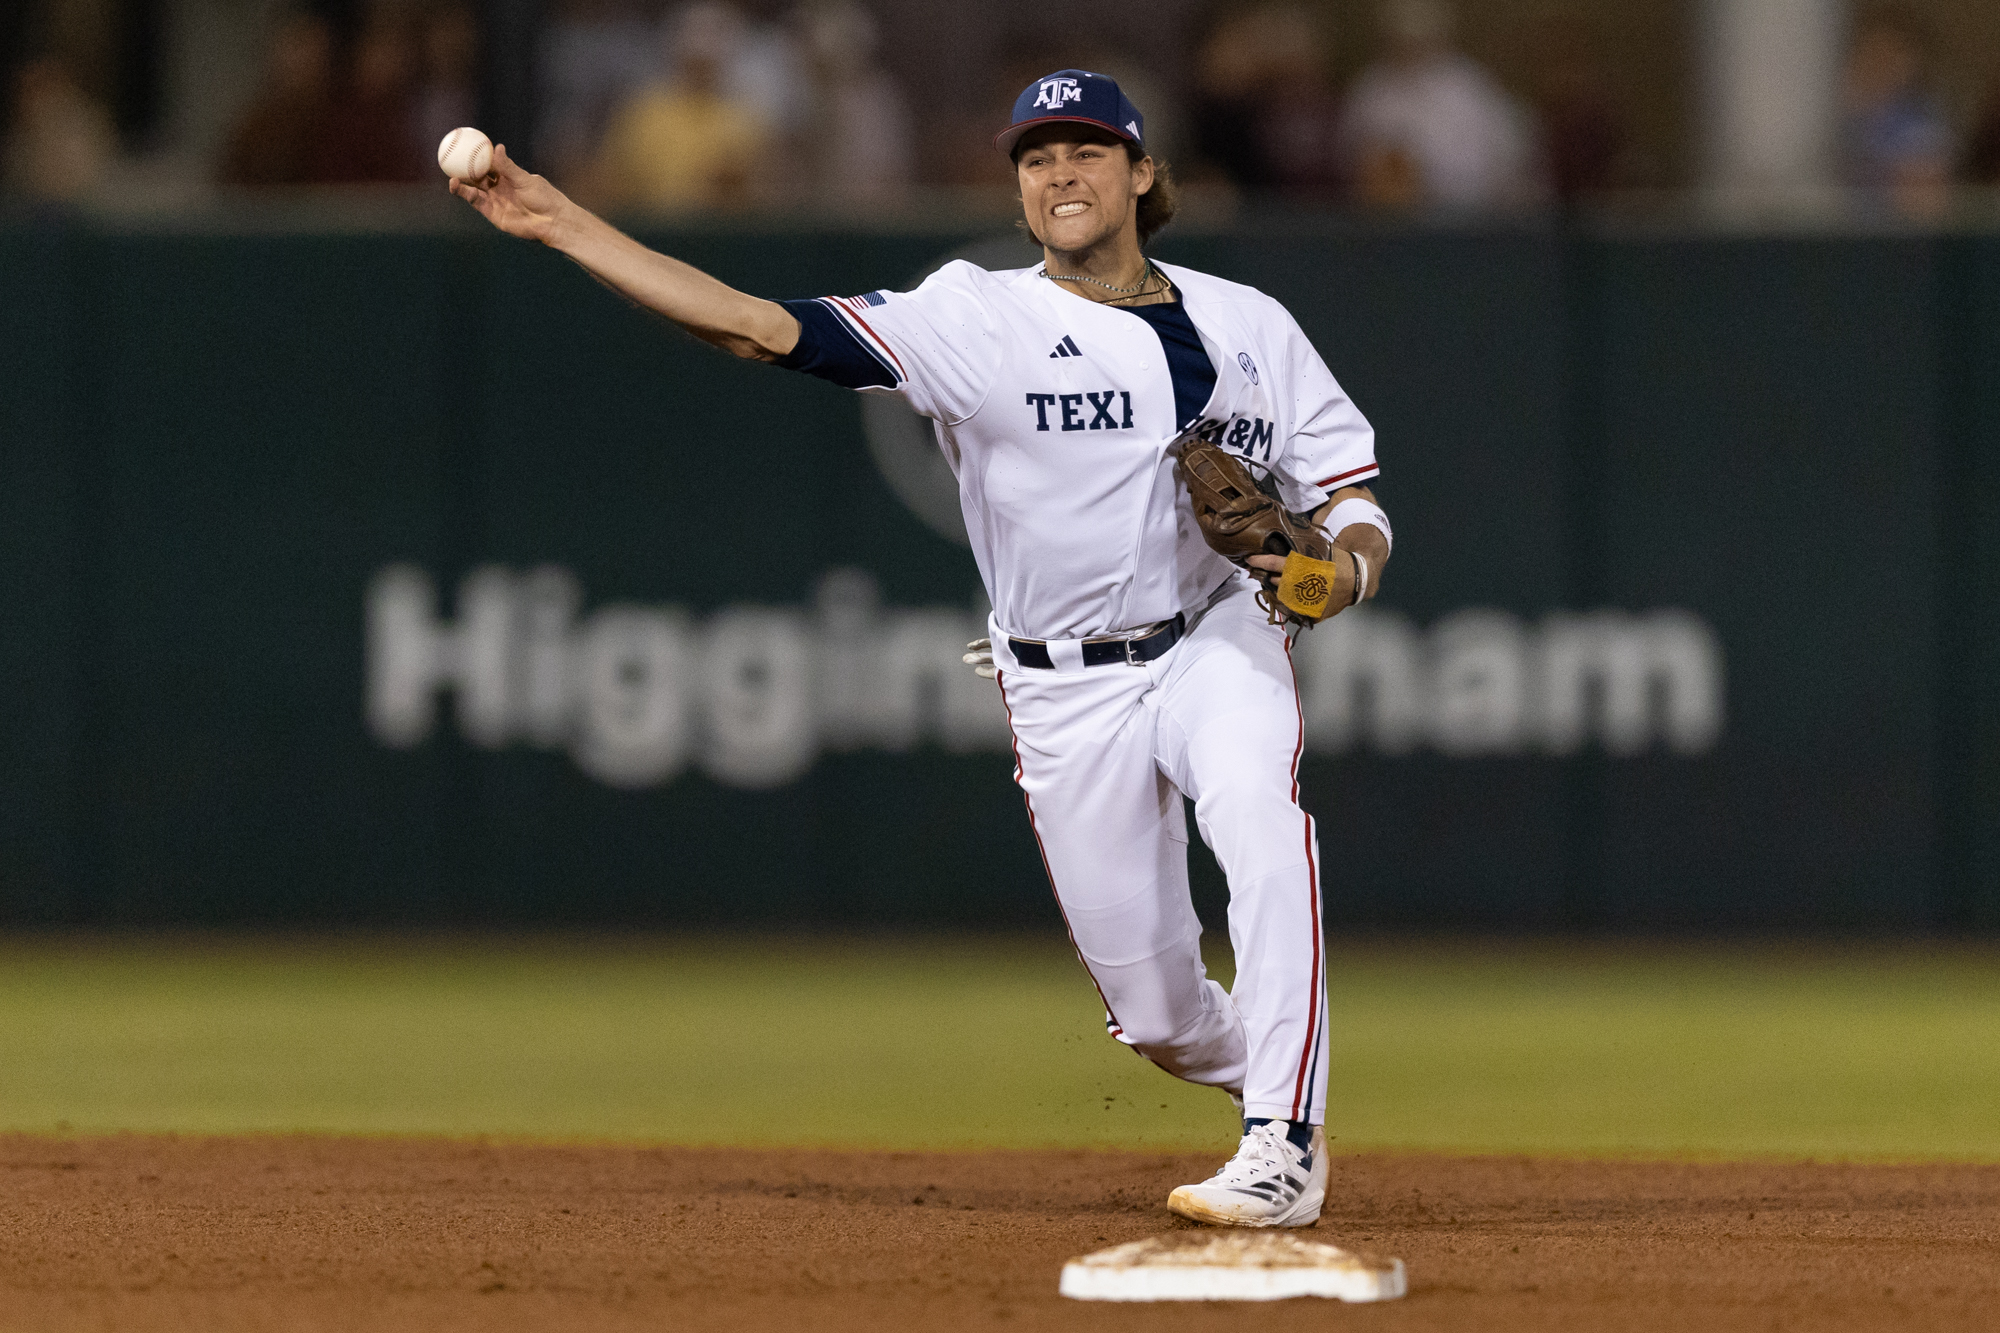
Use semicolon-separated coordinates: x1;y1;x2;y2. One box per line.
0;935;1995;1159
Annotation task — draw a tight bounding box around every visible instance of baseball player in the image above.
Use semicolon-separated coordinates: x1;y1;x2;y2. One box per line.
452;68;1392;1228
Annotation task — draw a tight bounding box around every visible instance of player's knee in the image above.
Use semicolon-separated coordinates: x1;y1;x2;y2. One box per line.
1106;996;1219;1052
1189;795;1312;892
1194;781;1303;845
1110;1013;1182;1051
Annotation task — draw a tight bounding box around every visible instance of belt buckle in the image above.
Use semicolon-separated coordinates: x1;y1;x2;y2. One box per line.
1122;637;1142;666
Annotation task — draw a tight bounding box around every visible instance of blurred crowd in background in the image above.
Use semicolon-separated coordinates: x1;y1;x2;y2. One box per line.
7;0;2000;219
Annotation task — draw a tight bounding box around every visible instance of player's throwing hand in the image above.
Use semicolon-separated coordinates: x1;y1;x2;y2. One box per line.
448;145;572;246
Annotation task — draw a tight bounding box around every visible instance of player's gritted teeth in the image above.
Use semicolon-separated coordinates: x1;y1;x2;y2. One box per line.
1052;201;1090;217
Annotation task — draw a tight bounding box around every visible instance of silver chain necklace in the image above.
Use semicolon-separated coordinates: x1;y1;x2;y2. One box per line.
1040;261;1165;297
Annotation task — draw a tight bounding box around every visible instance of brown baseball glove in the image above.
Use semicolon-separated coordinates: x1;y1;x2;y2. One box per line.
1174;434;1361;628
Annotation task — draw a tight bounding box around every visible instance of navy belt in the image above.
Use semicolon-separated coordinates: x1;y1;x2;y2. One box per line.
1010;613;1185;670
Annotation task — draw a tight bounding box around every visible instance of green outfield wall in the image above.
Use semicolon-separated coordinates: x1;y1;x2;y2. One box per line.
2;216;1996;930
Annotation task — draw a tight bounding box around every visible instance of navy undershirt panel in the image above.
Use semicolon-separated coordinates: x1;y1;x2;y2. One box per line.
1119;300;1217;431
774;298;896;390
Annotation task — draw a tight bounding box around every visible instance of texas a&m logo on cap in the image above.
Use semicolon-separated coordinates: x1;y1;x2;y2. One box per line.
1034;77;1083;109
995;68;1146;155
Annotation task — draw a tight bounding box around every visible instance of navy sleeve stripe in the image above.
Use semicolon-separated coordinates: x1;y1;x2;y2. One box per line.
774;298;897;390
817;297;904;380
822;296;907;378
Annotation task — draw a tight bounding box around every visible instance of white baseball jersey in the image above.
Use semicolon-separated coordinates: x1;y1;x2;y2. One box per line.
773;254;1377;1129
779;259;1377;640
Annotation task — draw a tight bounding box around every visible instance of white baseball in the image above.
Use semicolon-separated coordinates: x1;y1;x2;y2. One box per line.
437;127;493;182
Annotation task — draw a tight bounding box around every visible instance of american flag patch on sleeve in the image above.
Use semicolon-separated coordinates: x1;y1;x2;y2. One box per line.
817;292;905;381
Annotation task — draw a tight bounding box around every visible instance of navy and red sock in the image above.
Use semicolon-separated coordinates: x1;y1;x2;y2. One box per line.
1243;1117;1315;1154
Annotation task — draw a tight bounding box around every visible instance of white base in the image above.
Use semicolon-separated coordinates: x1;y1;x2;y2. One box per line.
1059;1231;1407;1303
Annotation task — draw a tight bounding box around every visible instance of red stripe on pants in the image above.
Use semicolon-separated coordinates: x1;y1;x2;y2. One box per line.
1283;637;1322;1122
997;670;1124;1033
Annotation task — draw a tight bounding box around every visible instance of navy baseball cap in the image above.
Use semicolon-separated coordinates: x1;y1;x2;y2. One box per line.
994;69;1144;156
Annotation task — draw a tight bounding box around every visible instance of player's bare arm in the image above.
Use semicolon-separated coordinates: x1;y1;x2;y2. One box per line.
1245;483;1390;599
450;144;799;361
1328;485;1390;596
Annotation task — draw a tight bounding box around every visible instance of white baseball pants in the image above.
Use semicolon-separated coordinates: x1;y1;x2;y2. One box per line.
993;578;1329;1125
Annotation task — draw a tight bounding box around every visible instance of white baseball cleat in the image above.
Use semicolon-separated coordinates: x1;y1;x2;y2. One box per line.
1167;1122;1326;1228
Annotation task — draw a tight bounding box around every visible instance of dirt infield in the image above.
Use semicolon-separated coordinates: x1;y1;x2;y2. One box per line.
2;1136;1994;1332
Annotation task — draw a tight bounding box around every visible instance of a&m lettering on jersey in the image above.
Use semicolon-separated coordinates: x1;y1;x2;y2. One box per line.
1025;391;1137;432
1188;414;1277;461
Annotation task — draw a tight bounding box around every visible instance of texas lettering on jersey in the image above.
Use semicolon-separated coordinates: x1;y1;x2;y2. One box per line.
1024;390;1137;432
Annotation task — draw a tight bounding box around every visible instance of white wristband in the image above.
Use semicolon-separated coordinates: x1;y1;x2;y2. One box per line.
1325;497;1392;553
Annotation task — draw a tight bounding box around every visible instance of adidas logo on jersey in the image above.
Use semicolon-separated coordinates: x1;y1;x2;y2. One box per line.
1048;335;1083;359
